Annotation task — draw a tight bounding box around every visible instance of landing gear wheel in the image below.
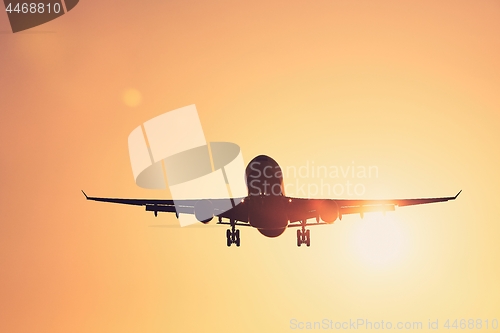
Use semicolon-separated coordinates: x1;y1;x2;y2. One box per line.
226;220;241;247
226;229;232;247
235;230;240;246
297;221;311;247
297;230;302;247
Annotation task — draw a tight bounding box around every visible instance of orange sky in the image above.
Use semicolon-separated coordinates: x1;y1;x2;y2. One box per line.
1;1;499;332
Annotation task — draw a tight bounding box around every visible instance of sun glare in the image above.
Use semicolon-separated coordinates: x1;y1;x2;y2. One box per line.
350;213;409;267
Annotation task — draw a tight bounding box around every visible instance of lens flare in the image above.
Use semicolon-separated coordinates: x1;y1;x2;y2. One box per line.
122;88;142;107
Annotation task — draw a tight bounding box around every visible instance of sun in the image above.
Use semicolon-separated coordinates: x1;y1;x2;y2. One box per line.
349;213;410;267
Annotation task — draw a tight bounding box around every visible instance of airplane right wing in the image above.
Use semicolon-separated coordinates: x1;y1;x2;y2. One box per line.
335;190;462;217
285;190;461;224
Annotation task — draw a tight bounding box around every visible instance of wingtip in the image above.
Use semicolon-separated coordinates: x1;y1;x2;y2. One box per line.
455;190;462;199
81;190;88;199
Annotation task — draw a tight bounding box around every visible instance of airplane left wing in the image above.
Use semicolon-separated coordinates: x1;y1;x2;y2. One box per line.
82;190;183;214
81;190;247;219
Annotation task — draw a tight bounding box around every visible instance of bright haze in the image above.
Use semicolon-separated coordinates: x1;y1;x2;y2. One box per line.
0;1;499;332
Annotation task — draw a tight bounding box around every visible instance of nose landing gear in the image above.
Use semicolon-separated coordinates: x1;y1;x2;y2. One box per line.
226;220;240;247
296;220;310;247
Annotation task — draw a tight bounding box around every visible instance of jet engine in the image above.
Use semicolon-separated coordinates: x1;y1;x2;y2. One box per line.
194;200;214;223
318;200;339;224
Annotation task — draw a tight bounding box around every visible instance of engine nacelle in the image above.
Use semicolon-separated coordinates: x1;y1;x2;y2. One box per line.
194;200;214;223
318;200;339;224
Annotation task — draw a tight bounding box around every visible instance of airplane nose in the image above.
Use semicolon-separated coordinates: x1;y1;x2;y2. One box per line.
254;155;270;161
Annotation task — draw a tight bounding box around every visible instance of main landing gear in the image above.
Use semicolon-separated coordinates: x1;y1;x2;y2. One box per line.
226;220;240;247
297;220;310;247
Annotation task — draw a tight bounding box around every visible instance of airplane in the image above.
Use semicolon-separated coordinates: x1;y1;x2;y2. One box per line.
83;154;461;247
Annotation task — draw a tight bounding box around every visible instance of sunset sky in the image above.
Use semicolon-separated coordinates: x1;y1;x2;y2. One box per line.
1;1;499;332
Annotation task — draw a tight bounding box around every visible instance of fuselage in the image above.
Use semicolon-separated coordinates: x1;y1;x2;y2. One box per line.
243;155;289;237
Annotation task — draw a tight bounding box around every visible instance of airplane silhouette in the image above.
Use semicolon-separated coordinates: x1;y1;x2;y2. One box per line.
83;155;461;247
